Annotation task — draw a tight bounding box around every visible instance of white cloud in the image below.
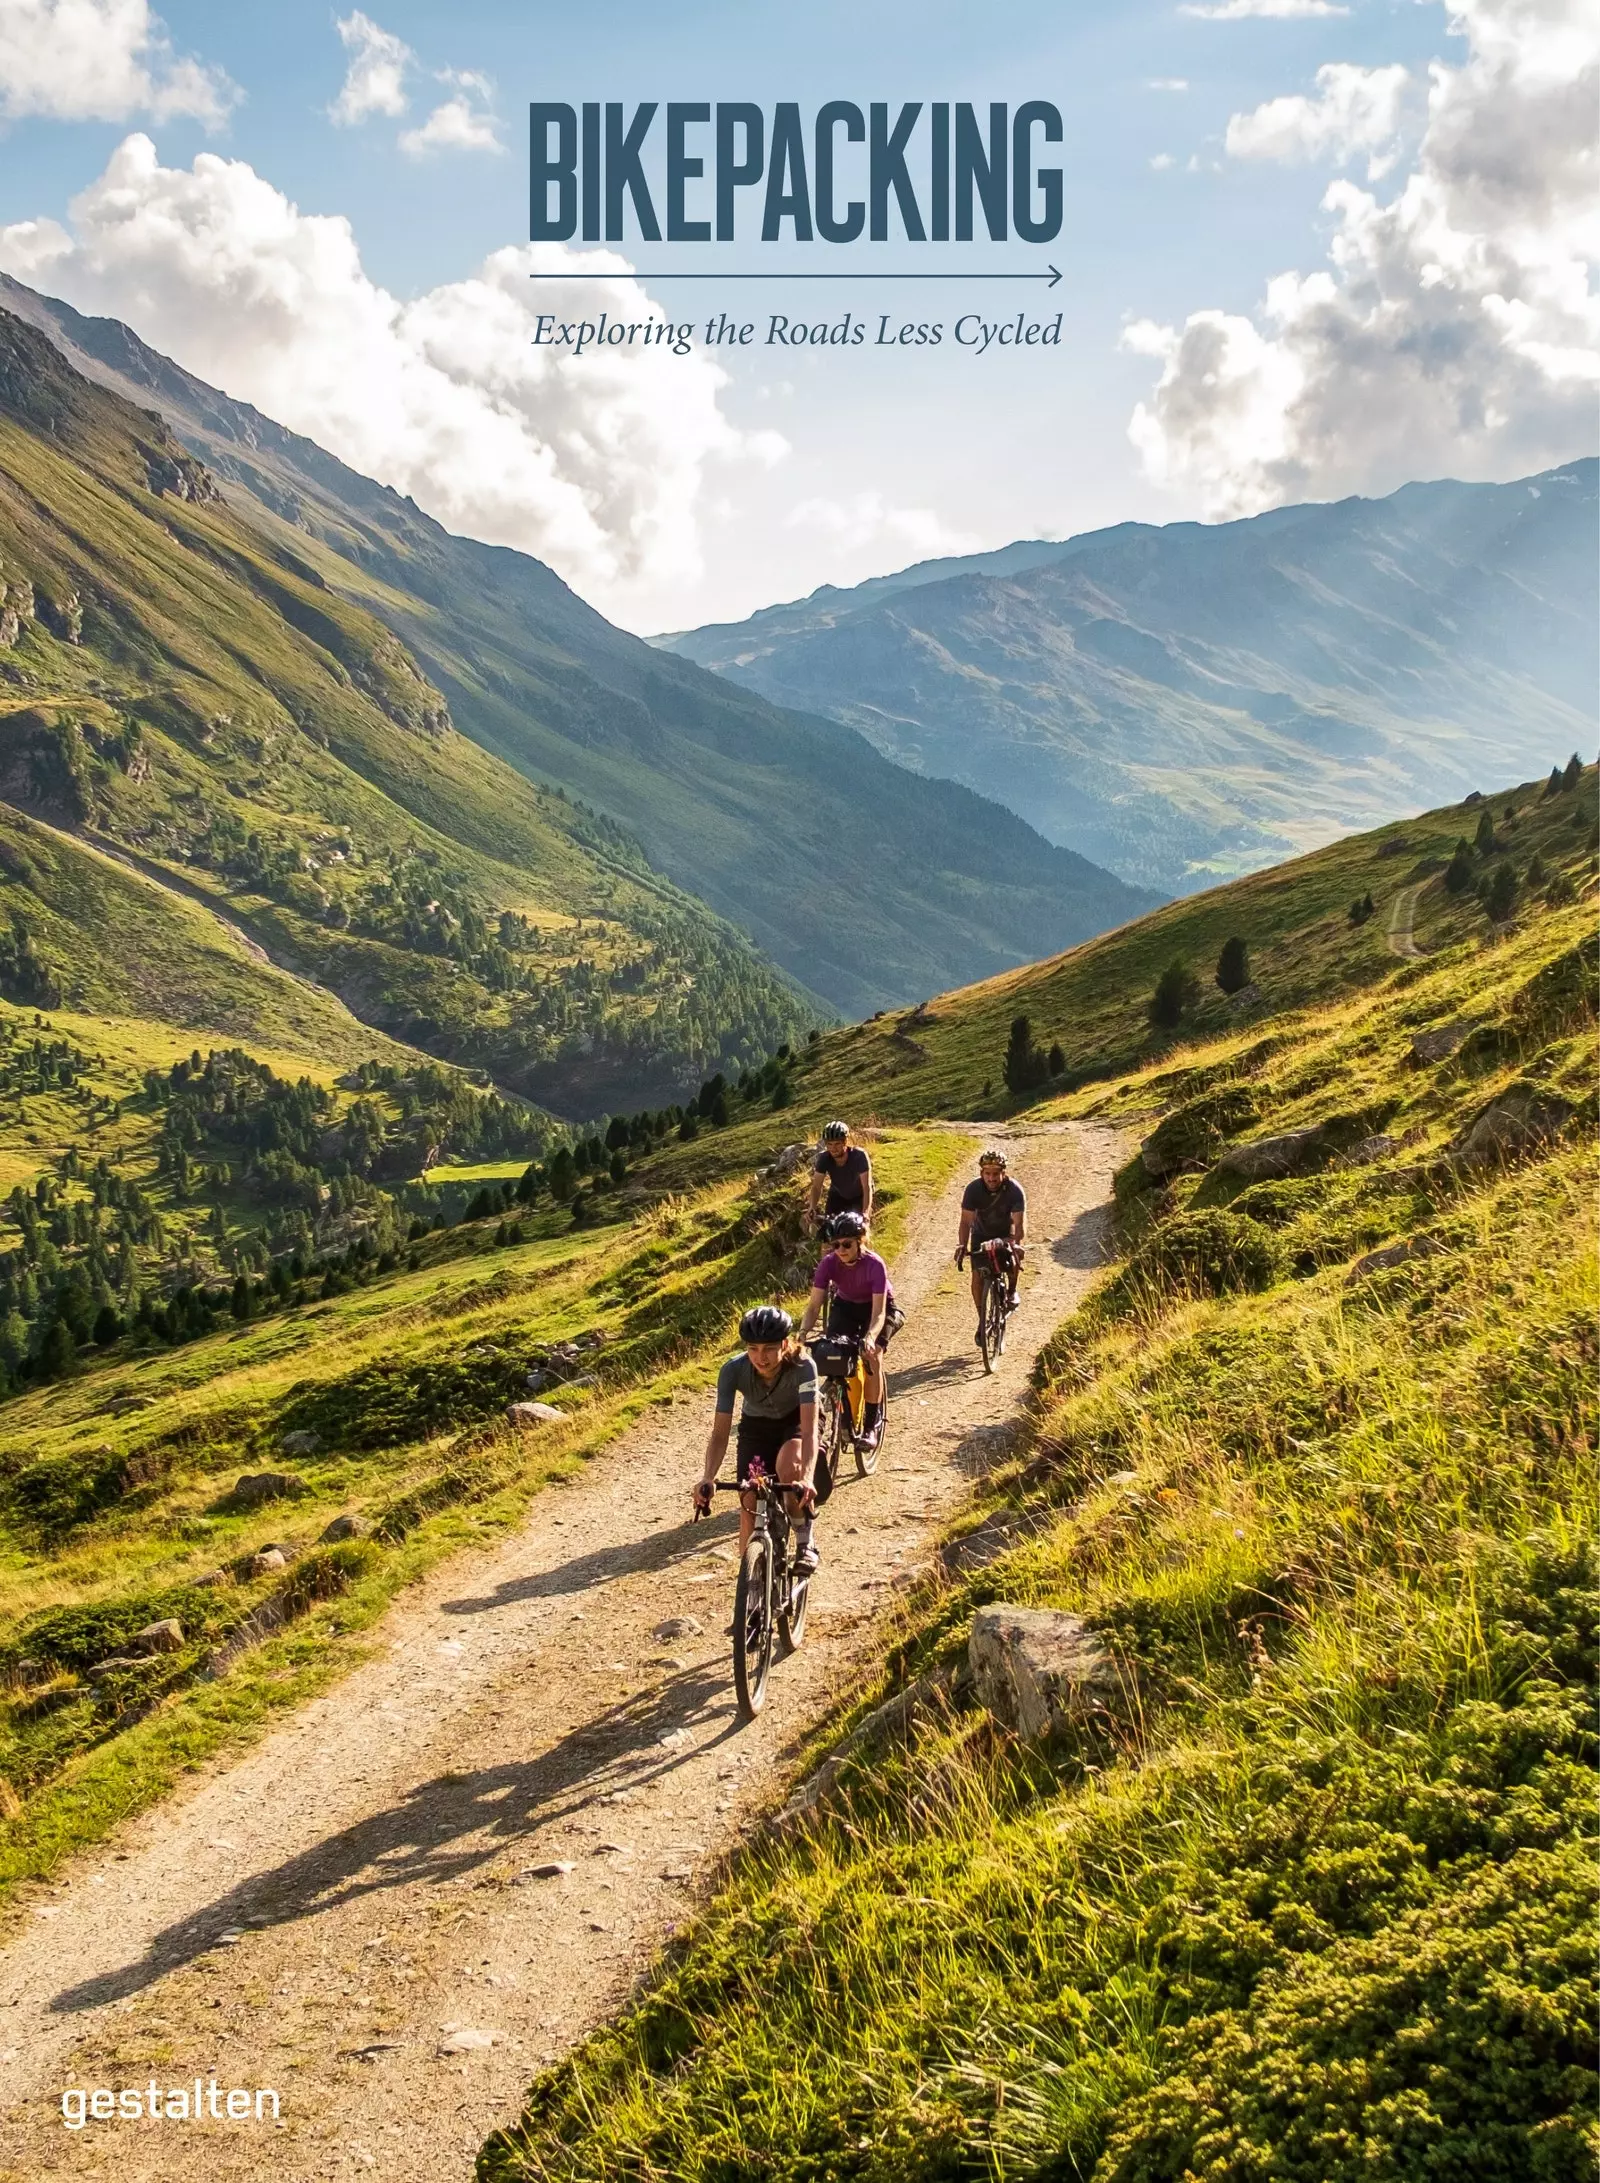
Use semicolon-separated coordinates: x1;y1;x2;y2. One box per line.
1125;0;1600;516
1151;153;1177;171
0;0;235;125
0;135;786;619
1148;78;1190;91
1225;62;1411;178
399;71;503;157
1182;0;1348;18
330;10;412;126
785;492;982;565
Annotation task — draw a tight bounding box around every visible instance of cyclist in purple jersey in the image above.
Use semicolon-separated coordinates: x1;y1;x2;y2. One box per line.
798;1211;897;1445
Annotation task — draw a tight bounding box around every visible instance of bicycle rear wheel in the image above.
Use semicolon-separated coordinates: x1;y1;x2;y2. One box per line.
733;1533;774;1719
855;1384;884;1475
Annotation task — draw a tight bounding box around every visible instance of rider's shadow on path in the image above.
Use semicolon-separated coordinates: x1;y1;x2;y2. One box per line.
439;1507;741;1615
49;1652;738;2017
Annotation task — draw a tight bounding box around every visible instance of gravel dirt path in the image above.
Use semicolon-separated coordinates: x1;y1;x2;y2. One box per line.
1386;881;1427;958
0;1123;1118;2182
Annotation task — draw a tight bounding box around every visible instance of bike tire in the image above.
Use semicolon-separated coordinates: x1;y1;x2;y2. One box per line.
778;1564;810;1653
855;1392;884;1475
985;1275;1008;1370
813;1385;843;1505
733;1533;774;1719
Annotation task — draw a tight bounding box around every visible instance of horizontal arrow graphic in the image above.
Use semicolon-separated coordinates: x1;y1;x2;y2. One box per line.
530;265;1062;286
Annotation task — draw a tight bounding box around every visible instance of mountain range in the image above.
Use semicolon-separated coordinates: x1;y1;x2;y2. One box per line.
0;275;1156;1074
658;464;1599;893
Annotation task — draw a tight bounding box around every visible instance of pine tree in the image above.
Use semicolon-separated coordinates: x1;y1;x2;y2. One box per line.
1444;839;1475;895
1474;808;1497;856
1215;936;1251;993
1484;860;1518;922
1002;1015;1049;1095
1561;752;1584;791
1149;960;1198;1031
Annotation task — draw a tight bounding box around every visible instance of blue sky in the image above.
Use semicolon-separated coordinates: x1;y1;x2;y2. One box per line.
0;0;1592;631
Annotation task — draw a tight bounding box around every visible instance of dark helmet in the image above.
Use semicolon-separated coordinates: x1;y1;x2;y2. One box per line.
824;1210;868;1243
739;1303;793;1345
822;1119;850;1143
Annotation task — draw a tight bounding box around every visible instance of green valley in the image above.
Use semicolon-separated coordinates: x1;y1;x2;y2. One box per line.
2;273;1160;1025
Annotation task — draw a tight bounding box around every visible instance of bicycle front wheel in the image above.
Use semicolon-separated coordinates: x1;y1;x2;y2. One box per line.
733;1533;774;1719
813;1384;844;1505
778;1557;810;1652
984;1272;1008;1370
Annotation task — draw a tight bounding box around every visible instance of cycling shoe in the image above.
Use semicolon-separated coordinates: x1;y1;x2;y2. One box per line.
794;1542;821;1576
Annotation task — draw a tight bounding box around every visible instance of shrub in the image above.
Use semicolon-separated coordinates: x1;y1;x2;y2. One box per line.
1128;1208;1283;1298
1215;936;1251;994
1047;1042;1066;1077
1141;1085;1261;1181
1348;892;1375;926
1150;960;1200;1031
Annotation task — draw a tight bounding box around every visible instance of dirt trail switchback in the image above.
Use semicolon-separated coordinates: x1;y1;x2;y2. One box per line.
0;1124;1118;2182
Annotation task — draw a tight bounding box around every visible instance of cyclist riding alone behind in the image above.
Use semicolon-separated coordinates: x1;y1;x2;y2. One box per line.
806;1119;873;1233
956;1146;1027;1346
693;1305;821;1572
798;1211;899;1447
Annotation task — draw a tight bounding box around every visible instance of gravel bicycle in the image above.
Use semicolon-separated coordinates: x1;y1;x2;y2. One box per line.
963;1239;1021;1373
807;1333;884;1504
708;1468;811;1719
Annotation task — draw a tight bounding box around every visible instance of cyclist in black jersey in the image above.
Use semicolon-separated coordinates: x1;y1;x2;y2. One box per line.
956;1147;1026;1345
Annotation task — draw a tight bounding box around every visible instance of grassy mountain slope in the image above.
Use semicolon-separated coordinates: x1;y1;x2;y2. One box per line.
1;275;1160;1020
486;806;1597;2183
0;305;813;1113
661;463;1599;893
792;764;1597;1125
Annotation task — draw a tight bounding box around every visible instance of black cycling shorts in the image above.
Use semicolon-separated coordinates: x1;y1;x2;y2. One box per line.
735;1408;803;1482
826;1296;899;1349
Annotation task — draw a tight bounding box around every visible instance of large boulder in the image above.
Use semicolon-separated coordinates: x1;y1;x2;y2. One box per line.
1215;1128;1327;1182
231;1472;304;1507
967;1607;1121;1739
129;1618;184;1654
277;1429;321;1457
1451;1086;1573;1171
506;1401;564;1427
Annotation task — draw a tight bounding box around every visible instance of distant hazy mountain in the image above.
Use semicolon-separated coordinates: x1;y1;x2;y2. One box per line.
658;466;1598;893
2;276;1157;1030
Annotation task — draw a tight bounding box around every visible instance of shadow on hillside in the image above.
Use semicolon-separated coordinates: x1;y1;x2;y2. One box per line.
48;1651;744;2016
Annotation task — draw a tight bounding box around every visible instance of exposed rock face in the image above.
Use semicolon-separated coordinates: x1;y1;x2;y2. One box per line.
278;1429;321;1456
1346;1134;1398;1165
1216;1128;1328;1182
967;1606;1121;1739
129;1618;184;1654
506;1401;564;1427
246;1548;288;1577
1348;1234;1450;1281
1451;1086;1573;1170
1411;1021;1473;1065
770;1672;950;1835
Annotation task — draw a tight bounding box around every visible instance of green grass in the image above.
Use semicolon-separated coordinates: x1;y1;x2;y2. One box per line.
482;894;1597;2183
